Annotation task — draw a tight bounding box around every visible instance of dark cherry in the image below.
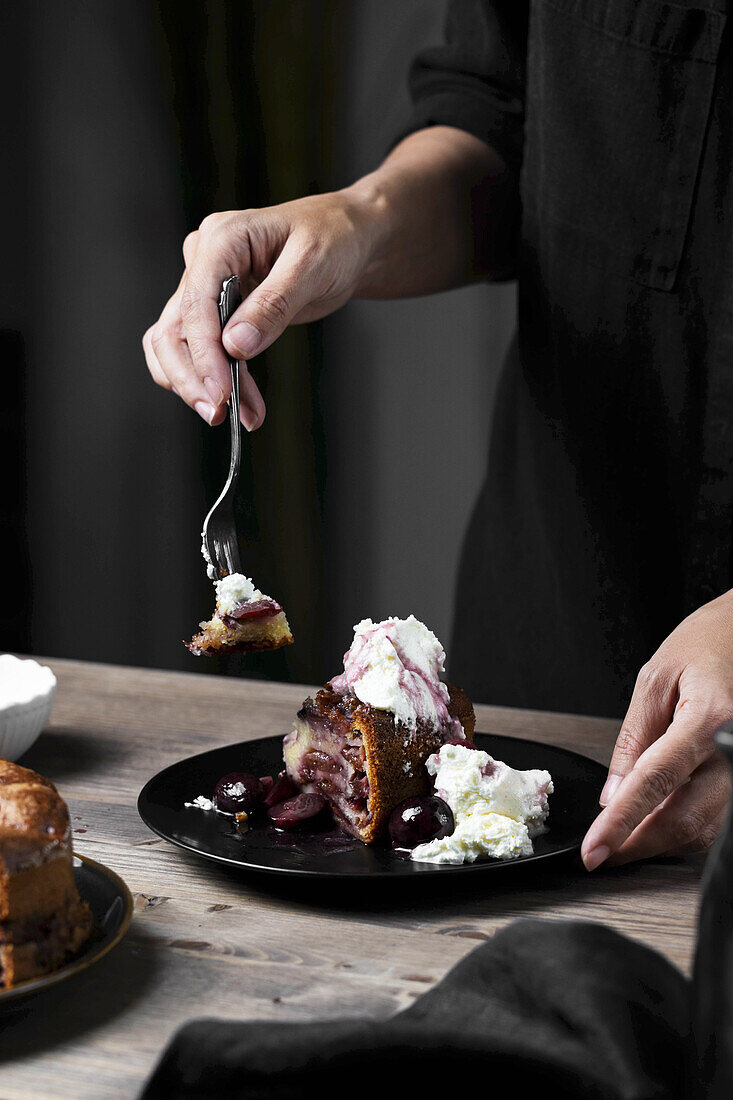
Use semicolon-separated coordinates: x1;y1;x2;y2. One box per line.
388;795;454;849
259;775;274;796
443;736;480;751
268;792;326;830
264;772;298;807
213;772;265;815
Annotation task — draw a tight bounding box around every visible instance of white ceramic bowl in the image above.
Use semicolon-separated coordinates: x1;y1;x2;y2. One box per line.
0;655;57;762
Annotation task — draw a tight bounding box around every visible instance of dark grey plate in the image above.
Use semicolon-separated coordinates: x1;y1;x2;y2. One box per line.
0;855;133;1005
137;733;606;879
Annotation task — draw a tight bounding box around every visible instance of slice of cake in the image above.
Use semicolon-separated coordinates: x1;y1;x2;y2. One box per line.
187;573;293;656
282;616;475;843
0;760;92;988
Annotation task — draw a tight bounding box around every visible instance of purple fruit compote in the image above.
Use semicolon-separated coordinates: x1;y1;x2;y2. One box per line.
267;792;327;830
265;772;298;807
219;597;282;628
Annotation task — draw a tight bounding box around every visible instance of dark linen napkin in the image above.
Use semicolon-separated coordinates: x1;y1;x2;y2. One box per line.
142;918;691;1100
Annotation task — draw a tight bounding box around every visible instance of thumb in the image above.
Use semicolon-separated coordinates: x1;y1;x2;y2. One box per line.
222;240;312;360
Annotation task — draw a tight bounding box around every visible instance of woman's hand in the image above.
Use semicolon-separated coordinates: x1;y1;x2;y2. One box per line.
143;190;384;428
581;591;733;869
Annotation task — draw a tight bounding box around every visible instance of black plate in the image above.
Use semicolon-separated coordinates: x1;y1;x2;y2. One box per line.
138;733;606;879
0;854;133;1005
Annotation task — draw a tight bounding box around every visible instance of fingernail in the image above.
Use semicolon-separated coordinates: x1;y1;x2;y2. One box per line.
194;400;215;425
583;844;610;872
204;376;225;406
226;321;262;357
600;773;623;807
239;406;259;432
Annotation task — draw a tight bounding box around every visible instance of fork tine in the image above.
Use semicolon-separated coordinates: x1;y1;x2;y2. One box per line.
224;539;240;576
216;524;241;577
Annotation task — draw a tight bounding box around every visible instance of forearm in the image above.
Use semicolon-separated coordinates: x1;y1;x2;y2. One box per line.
344;126;516;299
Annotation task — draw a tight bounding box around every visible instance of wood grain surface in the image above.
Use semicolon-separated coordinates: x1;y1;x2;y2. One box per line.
0;658;703;1099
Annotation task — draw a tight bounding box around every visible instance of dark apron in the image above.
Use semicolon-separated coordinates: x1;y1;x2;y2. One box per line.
441;1;733;716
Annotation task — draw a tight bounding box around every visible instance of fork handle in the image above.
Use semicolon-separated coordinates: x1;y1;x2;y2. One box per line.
218;276;243;480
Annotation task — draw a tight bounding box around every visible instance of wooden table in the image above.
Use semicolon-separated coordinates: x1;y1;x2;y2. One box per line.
0;658;703;1098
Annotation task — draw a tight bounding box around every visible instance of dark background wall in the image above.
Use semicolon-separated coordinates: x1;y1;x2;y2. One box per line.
1;0;516;693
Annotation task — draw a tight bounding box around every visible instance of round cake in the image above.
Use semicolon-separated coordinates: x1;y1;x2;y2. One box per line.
0;760;92;988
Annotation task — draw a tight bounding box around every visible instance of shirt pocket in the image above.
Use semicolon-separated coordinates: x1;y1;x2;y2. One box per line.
522;0;726;290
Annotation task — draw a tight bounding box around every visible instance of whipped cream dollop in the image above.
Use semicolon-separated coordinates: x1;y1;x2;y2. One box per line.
215;574;266;615
411;743;553;864
329;616;457;731
414;812;533;864
0;654;56;708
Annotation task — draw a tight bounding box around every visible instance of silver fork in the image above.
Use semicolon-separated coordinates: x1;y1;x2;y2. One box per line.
201;275;243;580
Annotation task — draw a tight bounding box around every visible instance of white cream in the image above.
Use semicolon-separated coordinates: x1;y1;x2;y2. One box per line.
329;616;456;731
215;573;265;615
412;812;532;864
427;744;553;837
411;743;553;864
0;654;56;707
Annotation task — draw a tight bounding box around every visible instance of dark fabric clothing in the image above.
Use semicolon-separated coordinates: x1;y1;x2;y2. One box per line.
142;918;692;1099
409;1;733;716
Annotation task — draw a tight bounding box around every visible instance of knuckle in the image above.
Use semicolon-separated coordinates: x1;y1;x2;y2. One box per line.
642;764;678;807
696;824;722;852
614;725;648;766
186;334;212;367
669;810;705;850
198;212;221;234
199;211;237;243
182;231;198;259
636;660;665;695
150;325;165;351
254;288;290;328
612;802;645;840
180;288;202;324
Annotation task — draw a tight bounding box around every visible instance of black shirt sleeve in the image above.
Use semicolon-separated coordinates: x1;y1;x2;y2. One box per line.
403;0;528;175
